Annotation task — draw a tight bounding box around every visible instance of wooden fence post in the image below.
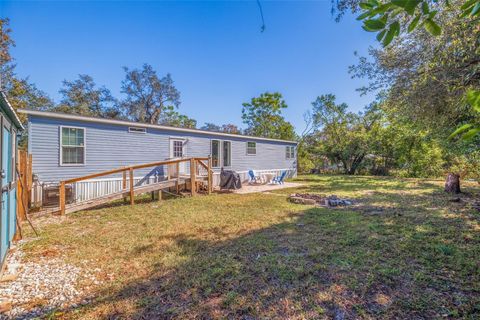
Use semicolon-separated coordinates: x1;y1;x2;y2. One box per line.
129;168;134;205
59;181;65;215
122;169;127;203
16;151;33;220
16;151;26;221
27;153;32;208
176;161;180;194
207;156;212;195
190;158;196;196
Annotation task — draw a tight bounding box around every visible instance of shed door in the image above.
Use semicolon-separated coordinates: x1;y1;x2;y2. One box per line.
170;139;186;174
1;124;12;262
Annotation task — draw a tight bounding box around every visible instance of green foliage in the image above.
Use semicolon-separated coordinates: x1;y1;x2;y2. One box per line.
242;92;296;140
447;150;480;182
296;141;315;173
200;122;221;132
0;18;14;67
201;123;242;134
159;105;197;129
121;64;182;125
304;95;380;175
394;134;444;177
357;0;479;47
55;74;120;118
301;95;449;178
449;90;480;141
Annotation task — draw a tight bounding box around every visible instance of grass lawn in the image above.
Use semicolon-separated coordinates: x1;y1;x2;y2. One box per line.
23;175;480;319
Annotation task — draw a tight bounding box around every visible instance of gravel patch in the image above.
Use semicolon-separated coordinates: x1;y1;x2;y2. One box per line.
0;242;100;319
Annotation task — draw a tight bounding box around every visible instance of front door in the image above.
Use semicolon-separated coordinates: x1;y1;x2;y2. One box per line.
170;139;186;174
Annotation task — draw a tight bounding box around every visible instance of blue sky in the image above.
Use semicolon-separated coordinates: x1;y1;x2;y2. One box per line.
1;1;377;133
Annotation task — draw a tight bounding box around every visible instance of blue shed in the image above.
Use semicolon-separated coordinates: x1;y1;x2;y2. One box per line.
0;92;23;266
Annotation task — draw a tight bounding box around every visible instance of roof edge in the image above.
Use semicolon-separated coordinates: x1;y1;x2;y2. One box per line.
19;109;298;144
0;92;24;131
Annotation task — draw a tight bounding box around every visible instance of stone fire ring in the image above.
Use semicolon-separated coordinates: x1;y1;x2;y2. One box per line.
288;193;352;207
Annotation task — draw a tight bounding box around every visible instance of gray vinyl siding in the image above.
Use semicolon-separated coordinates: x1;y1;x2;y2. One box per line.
28;115;297;182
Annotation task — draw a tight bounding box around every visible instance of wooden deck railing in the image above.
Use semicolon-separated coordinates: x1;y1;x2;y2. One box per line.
59;157;213;215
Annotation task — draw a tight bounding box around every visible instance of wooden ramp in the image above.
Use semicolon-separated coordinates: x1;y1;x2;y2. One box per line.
64;177;189;214
53;157;213;215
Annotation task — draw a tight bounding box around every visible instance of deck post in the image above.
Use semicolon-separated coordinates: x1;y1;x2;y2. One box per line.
190;158;196;196
129;168;134;205
207;156;212;195
122;169;127;203
176;161;180;194
59;181;65;215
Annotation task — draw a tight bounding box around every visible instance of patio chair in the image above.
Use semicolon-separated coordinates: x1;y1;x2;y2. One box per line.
248;170;262;184
272;171;287;185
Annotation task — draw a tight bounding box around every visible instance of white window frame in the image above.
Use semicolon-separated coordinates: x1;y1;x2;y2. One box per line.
128;127;146;134
59;125;86;166
286;146;295;160
246;141;256;155
210;139;232;168
168;137;187;174
211;139;221;168
222;140;232;168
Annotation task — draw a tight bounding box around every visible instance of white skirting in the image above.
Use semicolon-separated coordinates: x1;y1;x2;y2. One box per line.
31;168;296;206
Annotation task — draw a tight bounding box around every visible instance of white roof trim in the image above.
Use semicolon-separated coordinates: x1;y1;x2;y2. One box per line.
18;109;297;144
0;92;24;130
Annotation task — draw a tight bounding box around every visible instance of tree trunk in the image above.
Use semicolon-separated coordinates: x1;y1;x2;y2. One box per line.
347;154;365;175
444;173;461;194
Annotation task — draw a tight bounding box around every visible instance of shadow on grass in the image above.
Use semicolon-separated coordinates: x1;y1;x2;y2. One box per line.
42;199;480;319
19;176;480;319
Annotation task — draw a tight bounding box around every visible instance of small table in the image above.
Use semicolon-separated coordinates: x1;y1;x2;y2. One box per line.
261;173;274;184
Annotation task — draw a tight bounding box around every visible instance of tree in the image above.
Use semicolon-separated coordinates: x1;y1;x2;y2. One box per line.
351;8;479;130
55;74;119;118
221;124;241;134
159;105;196;129
201;123;242;134
350;1;479;188
0;18;15;78
306;94;378;175
201;123;222;132
242;92;296;140
121;64;181;124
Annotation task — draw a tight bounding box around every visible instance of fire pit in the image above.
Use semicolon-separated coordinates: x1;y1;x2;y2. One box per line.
288;193;353;207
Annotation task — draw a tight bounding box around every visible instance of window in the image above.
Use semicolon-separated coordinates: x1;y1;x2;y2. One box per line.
172;140;183;158
286;146;295;159
223;141;231;167
61;127;85;165
211;139;231;168
211;140;220;167
246;141;256;155
129;127;146;134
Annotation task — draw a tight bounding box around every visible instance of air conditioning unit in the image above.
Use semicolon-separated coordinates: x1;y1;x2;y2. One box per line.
42;184;75;207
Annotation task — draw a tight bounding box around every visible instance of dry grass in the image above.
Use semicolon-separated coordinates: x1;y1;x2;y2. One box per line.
22;175;480;319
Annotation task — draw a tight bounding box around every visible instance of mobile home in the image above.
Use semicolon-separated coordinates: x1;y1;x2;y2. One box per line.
21;110;297;201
